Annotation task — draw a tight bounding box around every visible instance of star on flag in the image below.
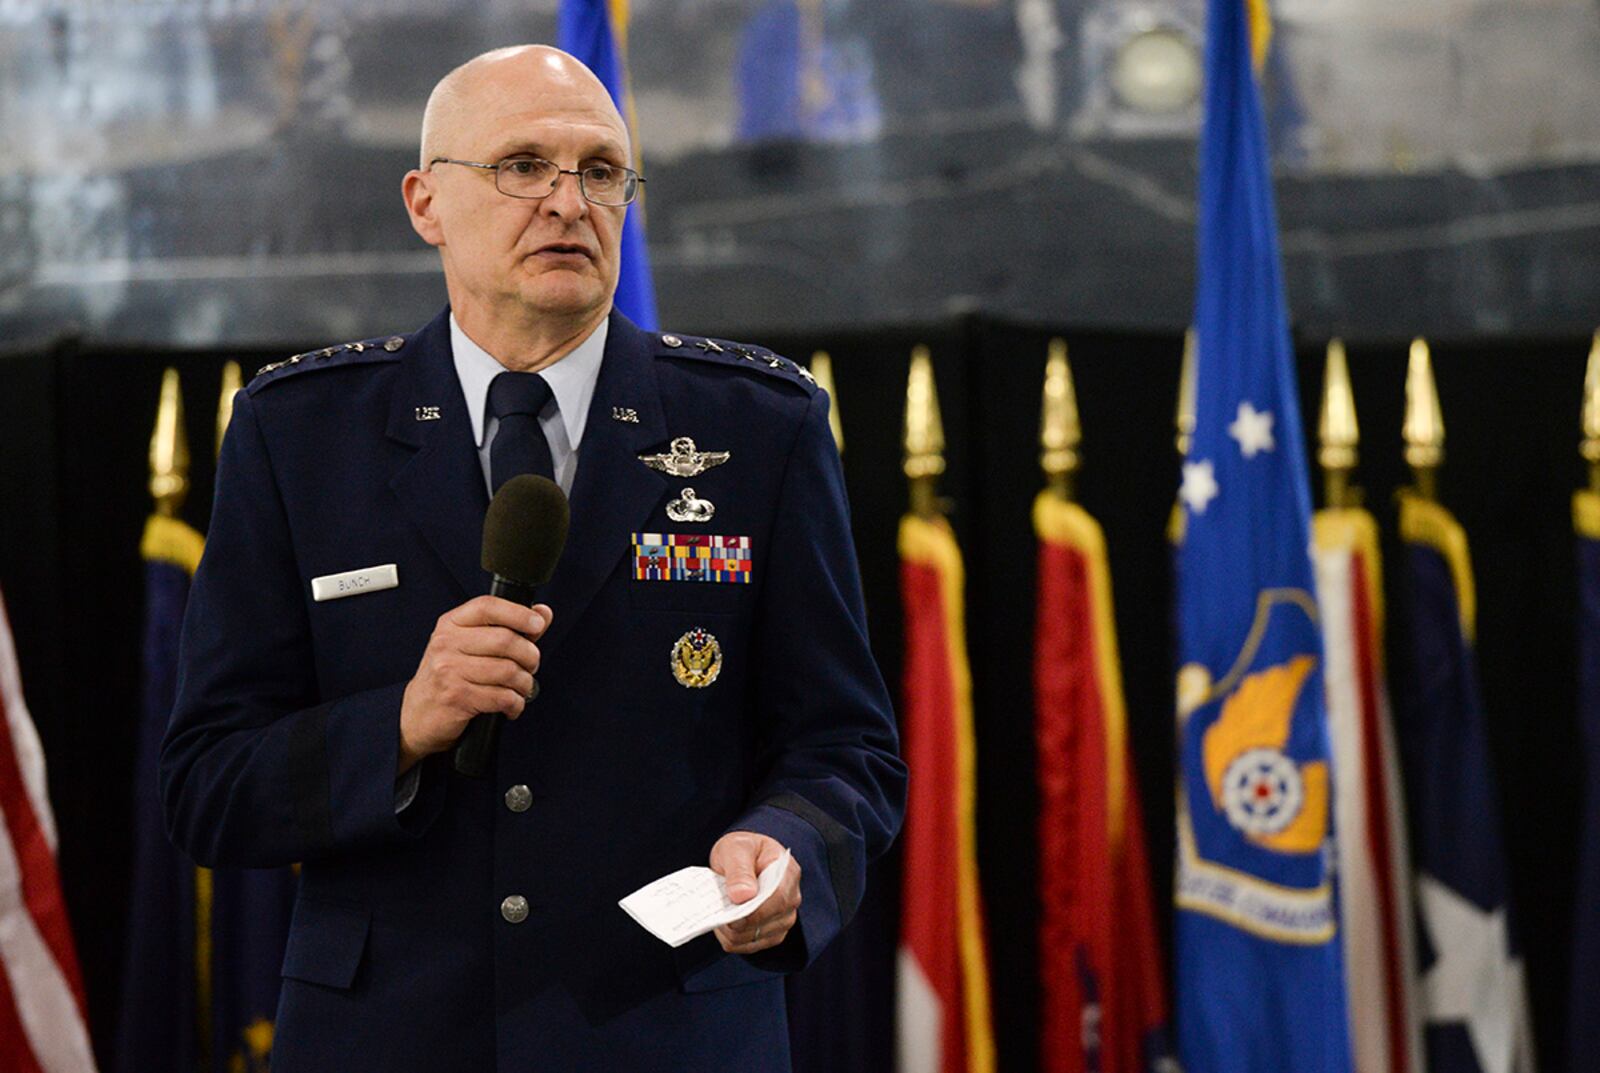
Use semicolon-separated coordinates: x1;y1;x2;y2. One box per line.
1228;402;1276;458
1180;460;1219;515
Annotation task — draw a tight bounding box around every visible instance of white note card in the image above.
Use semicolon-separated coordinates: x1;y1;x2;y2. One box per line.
619;850;792;948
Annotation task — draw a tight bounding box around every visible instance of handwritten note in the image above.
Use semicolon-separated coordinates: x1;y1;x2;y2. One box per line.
619;850;792;948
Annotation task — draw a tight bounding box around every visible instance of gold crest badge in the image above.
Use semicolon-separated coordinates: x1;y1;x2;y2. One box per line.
671;628;723;688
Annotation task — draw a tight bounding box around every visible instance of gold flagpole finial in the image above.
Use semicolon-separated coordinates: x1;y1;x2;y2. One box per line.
1176;327;1197;457
216;361;242;460
903;345;946;517
1040;338;1081;498
809;351;844;454
149;367;190;517
1403;336;1444;499
1581;330;1600;493
1318;339;1360;508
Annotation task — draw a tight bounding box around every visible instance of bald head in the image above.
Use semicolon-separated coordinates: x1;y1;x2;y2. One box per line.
419;45;628;169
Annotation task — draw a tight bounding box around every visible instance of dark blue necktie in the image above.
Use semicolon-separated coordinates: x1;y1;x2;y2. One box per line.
488;372;555;493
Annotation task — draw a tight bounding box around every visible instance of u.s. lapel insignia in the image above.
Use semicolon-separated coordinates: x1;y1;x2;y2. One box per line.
666;487;715;523
612;406;639;423
638;437;731;478
671;628;722;688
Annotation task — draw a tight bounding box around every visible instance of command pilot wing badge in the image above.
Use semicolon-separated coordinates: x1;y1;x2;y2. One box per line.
638;437;730;478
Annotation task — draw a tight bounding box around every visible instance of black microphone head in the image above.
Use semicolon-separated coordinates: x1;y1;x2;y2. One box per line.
482;474;570;585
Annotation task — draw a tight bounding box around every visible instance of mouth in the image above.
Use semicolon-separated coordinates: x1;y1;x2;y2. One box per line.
531;241;594;261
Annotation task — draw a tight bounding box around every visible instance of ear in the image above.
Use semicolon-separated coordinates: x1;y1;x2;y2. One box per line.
402;169;445;247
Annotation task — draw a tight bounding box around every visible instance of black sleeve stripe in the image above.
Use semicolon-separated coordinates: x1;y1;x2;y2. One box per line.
765;791;860;925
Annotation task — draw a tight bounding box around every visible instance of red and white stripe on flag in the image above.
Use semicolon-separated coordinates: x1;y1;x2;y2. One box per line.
1313;510;1423;1073
0;588;99;1073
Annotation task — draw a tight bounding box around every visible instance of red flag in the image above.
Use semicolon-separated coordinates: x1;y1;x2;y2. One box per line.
896;514;995;1073
1033;494;1170;1073
0;587;99;1072
1313;508;1423;1073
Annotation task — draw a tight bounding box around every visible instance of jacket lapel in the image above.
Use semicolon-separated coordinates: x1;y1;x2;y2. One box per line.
386;309;491;600
538;312;671;653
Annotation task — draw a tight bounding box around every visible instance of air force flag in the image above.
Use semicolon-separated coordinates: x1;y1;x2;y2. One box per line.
1173;0;1353;1069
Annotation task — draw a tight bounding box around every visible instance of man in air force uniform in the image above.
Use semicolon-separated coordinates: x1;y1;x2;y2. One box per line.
160;45;905;1072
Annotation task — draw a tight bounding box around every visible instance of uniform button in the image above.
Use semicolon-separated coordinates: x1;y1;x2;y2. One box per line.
500;895;529;924
383;336;405;352
504;784;532;813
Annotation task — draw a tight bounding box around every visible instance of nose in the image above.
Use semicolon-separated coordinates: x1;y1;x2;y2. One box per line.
539;169;589;221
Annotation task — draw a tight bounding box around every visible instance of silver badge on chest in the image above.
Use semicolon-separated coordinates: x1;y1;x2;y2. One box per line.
666;487;715;523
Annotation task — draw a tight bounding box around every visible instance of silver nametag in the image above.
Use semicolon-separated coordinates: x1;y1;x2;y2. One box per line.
311;563;399;602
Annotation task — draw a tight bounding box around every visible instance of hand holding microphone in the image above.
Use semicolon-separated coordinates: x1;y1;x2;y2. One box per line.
398;475;570;778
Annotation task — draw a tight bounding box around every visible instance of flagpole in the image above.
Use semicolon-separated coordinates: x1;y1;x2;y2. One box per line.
1403;338;1444;502
150;368;189;518
1319;339;1359;510
217;361;241;460
1580;331;1600;493
1039;338;1080;501
903;345;946;517
808;351;844;455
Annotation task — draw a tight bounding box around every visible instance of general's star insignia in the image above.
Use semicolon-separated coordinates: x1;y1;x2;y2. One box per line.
1228;401;1276;458
671;627;723;688
638;437;731;478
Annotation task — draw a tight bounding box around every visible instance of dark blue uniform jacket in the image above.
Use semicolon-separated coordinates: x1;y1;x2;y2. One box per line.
160;308;906;1072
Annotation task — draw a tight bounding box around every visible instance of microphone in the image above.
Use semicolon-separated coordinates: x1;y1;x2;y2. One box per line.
453;474;570;778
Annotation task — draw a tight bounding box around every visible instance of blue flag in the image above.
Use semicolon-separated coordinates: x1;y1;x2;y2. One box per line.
117;511;298;1073
558;0;660;331
1173;0;1353;1069
1570;489;1600;1073
116;515;206;1073
1396;494;1534;1073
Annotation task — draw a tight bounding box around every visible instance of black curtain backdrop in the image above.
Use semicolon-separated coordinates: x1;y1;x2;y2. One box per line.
0;321;1587;1073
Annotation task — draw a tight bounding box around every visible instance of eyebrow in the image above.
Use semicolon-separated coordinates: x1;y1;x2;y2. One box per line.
490;140;628;164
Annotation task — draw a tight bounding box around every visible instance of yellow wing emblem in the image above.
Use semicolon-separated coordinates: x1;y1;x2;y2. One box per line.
1201;655;1328;854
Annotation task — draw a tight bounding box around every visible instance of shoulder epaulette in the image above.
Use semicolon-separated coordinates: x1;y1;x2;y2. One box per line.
653;332;818;395
247;334;410;395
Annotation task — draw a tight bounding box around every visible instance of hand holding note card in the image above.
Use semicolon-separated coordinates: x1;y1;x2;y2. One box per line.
619;850;793;948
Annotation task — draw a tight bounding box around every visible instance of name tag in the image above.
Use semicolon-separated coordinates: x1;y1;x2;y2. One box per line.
311;563;399;602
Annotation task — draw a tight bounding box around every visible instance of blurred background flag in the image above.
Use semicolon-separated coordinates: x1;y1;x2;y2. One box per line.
116;366;296;1073
1394;341;1534;1073
1312;342;1423;1073
557;0;659;331
1571;331;1600;1073
0;584;98;1073
896;348;995;1073
1172;0;1353;1067
1033;342;1171;1073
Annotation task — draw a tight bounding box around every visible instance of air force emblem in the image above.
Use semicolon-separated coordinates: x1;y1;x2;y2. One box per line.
638;437;730;478
1175;589;1335;944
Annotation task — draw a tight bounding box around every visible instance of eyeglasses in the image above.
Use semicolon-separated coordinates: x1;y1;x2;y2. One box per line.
428;155;645;207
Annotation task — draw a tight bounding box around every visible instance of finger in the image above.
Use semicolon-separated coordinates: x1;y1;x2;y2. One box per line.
448;596;549;636
454;629;541;673
454;655;535;697
529;603;553;638
754;839;787;871
462;683;526;719
715;847;761;904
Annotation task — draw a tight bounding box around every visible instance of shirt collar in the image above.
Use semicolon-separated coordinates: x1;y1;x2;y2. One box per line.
449;312;609;450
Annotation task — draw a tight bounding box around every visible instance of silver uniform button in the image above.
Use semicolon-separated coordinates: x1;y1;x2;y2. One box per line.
500;895;529;924
504;784;532;813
